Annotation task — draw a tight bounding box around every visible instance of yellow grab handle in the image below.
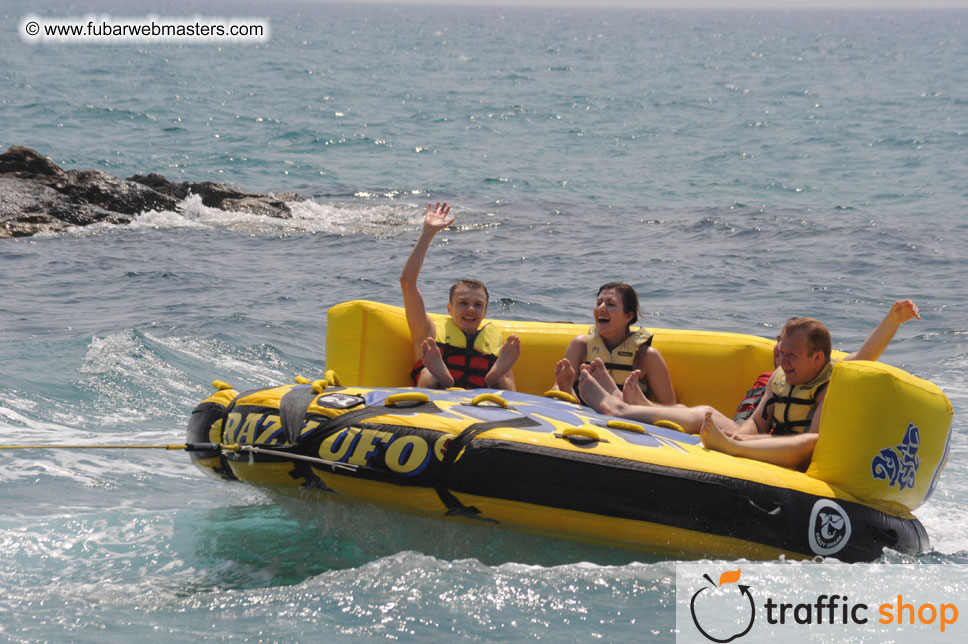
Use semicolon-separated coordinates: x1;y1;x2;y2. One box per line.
324;370;342;387
311;379;328;394
294;375;311;385
559;426;607;443
606;419;645;434
653;419;687;433
470;393;508;408
212;380;234;391
385;392;430;407
543;390;579;404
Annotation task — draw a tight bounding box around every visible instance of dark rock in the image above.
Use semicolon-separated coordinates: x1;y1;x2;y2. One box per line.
128;175;303;219
1;146;304;238
0;175;132;237
53;169;179;216
0;146;65;177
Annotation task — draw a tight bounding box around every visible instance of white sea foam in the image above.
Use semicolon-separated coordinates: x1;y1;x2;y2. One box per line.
43;195;500;238
124;194;426;236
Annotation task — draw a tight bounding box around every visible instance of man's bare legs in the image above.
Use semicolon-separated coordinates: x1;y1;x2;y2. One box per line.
699;410;817;469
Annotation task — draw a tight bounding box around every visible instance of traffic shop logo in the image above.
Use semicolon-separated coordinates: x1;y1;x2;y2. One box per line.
689;569;755;643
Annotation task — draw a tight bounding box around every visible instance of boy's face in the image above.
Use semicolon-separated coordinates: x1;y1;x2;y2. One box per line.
447;285;488;334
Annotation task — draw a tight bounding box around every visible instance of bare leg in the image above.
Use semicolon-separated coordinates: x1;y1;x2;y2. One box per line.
700;410;818;469
699;410;732;453
486;334;520;388
587;358;622;399
419;338;454;388
579;372;738;435
622;369;652;406
578;366;625;416
554;358;577;398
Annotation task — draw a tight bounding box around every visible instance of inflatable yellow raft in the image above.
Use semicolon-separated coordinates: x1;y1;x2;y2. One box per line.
186;300;953;562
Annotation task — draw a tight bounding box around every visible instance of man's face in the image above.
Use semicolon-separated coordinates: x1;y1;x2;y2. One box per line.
776;329;826;385
447;285;488;334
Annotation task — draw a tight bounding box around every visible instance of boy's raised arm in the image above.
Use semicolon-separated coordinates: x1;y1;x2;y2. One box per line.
400;202;454;356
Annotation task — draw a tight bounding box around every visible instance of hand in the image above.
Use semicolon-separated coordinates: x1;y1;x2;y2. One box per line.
423;202;454;234
889;299;920;325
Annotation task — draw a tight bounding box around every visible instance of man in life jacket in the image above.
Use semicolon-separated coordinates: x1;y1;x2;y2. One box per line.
400;202;520;390
702;304;919;470
732;300;921;422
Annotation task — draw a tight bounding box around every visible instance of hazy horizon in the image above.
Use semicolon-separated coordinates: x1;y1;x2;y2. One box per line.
315;0;968;9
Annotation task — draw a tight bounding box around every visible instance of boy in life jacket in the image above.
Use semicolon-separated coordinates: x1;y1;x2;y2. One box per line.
732;300;921;422
400;202;520;390
701;306;918;470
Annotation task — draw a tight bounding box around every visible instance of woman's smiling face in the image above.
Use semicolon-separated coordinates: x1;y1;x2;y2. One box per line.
594;288;634;337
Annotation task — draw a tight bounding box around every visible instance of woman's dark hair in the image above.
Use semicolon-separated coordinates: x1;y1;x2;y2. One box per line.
597;282;640;330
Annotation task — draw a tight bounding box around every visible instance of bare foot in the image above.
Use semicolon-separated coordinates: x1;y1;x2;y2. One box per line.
699;410;735;455
622;369;651;405
554;358;577;397
578;367;624;416
420;338;454;388
587;358;622;398
486;334;521;387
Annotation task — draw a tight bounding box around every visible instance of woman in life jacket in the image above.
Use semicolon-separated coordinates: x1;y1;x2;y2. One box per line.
552;282;676;405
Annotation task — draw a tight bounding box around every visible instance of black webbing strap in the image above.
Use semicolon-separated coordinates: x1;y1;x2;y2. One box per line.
434;416;540;521
280;386;321;443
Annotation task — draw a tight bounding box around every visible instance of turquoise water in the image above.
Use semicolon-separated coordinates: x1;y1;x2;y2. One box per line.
2;2;967;641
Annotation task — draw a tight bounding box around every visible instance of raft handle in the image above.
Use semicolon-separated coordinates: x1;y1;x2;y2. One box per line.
747;499;783;517
385;392;430;407
606;420;646;434
543;390;579;404
653;419;687;433
470;393;508;408
557;426;608;445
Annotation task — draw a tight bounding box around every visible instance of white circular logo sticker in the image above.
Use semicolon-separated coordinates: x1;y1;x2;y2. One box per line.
808;499;852;556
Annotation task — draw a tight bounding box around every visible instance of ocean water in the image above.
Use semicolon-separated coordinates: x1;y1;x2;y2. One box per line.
1;1;967;641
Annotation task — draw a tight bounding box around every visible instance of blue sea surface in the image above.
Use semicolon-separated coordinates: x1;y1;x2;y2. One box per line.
1;1;967;641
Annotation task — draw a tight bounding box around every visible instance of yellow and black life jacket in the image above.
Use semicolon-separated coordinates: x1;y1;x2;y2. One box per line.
763;361;834;435
584;325;654;394
411;319;503;389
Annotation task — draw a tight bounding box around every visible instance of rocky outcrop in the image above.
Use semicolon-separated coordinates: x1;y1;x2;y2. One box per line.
127;173;300;219
0;146;304;238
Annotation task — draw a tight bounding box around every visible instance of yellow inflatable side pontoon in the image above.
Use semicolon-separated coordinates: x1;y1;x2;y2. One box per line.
186;300;953;562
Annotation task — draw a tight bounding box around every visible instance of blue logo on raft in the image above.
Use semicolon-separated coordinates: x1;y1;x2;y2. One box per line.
871;423;920;491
